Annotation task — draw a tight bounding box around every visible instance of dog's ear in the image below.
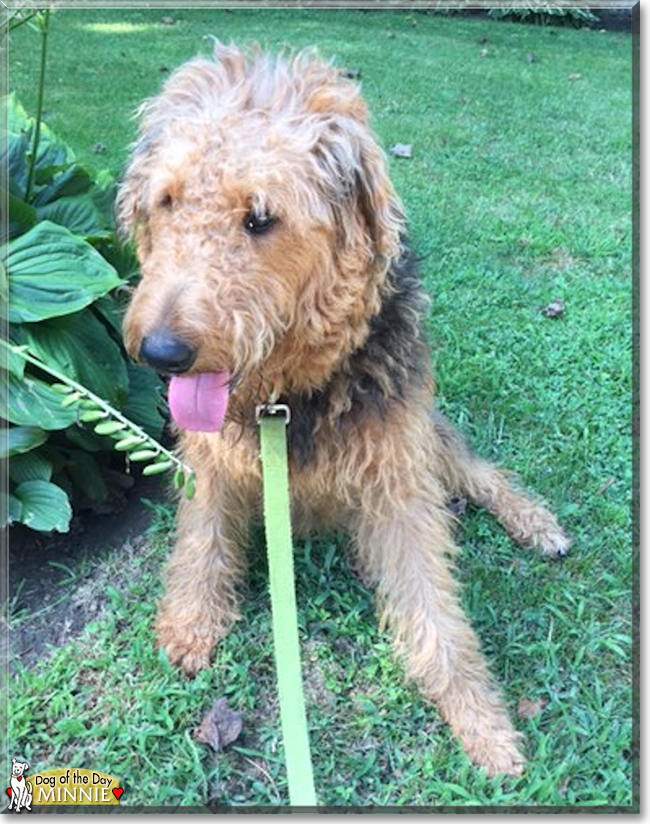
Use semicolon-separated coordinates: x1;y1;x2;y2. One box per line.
305;71;405;264
311;113;405;265
302;62;369;125
352;130;405;263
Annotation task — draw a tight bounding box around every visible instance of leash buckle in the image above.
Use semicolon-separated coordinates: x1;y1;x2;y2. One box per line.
256;403;291;425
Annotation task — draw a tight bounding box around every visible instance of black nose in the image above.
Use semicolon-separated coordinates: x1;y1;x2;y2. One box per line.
140;331;196;374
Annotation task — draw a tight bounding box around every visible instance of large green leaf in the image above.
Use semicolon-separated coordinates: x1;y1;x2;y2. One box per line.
35;194;111;238
5;93;30;134
92;171;119;227
2;95;105;234
2;94;32;199
20;310;129;406
1;372;78;430
0;425;48;458
62;449;108;507
4;221;123;323
2;93;76;200
11;479;71;532
94;238;139;284
9;450;53;483
31;164;93;207
3;342;27;377
3;132;30;199
123;363;167;439
64;425;104;453
94;294;125;335
1;492;23;527
7;191;37;239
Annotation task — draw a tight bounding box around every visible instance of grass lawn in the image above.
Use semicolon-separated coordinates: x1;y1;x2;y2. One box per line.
5;8;635;810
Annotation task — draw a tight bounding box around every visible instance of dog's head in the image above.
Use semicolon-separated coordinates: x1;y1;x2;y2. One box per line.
11;759;28;778
118;42;405;430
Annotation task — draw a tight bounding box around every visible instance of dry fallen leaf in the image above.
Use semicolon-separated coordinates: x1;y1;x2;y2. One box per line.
160;15;176;25
525;53;539;64
517;697;548;720
194;698;243;752
542;298;566;319
569;73;582;82
390;143;413;159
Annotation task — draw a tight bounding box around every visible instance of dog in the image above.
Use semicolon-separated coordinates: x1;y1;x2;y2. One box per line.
9;759;32;813
117;42;570;778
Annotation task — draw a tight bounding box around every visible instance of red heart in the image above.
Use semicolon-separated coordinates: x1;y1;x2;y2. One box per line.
112;788;123;800
16;777;23;782
6;789;11;798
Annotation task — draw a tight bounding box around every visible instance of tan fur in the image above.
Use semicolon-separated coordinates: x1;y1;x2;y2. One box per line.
120;43;570;778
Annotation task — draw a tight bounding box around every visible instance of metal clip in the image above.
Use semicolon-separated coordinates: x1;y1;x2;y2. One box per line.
256;403;291;425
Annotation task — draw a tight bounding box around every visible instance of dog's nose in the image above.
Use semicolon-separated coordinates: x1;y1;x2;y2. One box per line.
140;331;197;374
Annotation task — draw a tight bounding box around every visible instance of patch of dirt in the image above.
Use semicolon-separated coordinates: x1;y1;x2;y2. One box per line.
543;247;578;272
3;476;169;669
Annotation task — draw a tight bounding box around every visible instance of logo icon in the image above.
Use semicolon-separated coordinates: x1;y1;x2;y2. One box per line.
7;758;33;813
6;764;123;809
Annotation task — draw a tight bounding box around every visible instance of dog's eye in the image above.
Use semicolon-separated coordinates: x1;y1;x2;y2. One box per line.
244;211;276;236
158;193;173;210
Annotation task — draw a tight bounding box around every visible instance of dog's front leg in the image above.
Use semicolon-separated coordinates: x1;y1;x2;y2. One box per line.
354;483;525;777
155;474;252;676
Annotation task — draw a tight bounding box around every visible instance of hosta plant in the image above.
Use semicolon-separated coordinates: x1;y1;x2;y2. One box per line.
1;95;193;534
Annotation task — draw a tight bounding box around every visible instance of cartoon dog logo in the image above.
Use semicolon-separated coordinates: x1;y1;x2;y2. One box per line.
7;759;32;813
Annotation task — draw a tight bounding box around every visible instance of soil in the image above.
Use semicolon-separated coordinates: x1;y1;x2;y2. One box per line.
4;476;168;669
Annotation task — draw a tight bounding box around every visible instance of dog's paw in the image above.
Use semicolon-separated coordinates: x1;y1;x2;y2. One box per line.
155;618;217;676
463;726;526;778
477;743;526;779
537;526;571;560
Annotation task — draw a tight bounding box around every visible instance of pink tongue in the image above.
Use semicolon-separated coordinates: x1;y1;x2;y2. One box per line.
168;372;230;432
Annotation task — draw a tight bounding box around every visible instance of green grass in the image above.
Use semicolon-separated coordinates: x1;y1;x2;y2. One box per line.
5;8;635;810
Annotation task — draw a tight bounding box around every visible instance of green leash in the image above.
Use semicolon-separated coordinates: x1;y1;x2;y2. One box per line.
257;405;318;808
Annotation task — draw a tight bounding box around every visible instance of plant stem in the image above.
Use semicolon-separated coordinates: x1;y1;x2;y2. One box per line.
7;10;41;32
2;338;192;479
25;9;50;203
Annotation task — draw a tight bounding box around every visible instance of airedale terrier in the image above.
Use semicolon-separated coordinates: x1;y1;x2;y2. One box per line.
118;43;570;777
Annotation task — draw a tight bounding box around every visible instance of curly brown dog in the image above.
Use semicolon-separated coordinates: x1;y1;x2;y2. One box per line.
117;42;570;777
